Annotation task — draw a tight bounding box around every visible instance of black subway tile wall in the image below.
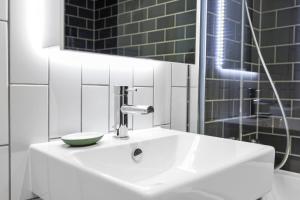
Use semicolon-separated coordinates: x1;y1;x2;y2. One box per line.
258;0;300;173
64;0;196;64
65;0;95;51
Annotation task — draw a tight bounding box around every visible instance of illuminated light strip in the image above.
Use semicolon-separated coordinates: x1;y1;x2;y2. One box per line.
215;0;225;70
215;0;257;78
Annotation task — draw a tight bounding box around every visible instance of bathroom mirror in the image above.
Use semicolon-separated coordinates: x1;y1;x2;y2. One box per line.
63;0;197;64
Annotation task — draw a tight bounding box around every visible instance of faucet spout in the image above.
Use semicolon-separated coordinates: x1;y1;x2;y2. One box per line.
113;86;154;139
121;105;154;115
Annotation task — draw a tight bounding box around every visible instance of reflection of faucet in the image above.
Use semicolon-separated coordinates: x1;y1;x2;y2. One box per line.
249;88;272;118
114;86;154;139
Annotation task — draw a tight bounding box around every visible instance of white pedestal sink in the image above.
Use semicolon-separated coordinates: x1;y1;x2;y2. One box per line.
30;128;275;200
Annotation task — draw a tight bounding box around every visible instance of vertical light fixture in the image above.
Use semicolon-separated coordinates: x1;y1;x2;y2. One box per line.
215;0;225;71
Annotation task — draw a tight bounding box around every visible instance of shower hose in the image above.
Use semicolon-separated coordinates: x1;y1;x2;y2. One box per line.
244;1;290;170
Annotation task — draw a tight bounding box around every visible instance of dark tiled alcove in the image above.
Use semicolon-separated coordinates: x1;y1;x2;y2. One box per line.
205;0;300;174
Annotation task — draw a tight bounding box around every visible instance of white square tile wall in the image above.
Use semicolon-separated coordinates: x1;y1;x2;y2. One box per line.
172;63;188;87
82;86;109;133
0;22;8;145
133;87;154;130
82;59;109;85
134;64;154;87
154;63;171;126
0;146;9;200
190;87;199;133
110;62;133;86
10;85;48;200
10;0;49;84
190;64;199;88
49;58;82;138
171;87;187;131
0;0;8;21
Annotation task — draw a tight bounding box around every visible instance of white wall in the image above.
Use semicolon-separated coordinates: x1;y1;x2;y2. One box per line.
0;1;9;199
6;0;198;199
0;21;8;145
0;0;8;21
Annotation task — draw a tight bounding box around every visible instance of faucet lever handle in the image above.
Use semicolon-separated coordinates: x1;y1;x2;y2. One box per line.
126;87;138;92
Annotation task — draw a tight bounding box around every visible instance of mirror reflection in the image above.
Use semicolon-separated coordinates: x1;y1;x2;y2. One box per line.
64;0;197;64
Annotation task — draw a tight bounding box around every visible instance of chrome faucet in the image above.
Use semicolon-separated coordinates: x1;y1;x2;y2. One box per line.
114;86;154;139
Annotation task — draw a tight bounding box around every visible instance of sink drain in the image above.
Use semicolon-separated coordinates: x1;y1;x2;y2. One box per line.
132;148;143;163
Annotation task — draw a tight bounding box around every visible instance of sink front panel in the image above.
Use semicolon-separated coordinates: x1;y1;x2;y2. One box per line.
30;128;275;200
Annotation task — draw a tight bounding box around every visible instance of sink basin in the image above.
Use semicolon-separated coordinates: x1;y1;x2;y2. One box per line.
30;128;275;200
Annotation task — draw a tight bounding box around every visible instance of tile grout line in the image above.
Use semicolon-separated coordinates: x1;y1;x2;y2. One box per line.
47;57;50;142
80;64;83;132
7;0;11;197
7;1;12;197
108;65;111;133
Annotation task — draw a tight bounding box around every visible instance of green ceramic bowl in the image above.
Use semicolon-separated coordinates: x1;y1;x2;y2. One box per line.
61;132;104;147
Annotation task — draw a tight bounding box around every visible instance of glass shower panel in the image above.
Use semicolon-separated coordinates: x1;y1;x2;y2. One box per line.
204;0;254;139
203;0;300;173
240;1;260;142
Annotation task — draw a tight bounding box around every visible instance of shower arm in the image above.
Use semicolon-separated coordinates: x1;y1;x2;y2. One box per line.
244;1;291;170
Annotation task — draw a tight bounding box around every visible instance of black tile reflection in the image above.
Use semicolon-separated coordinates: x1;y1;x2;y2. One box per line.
212;101;235;120
242;117;257;134
65;0;196;63
132;9;147;22
139;19;156;32
205;102;213;122
261;12;276;29
292;101;300;118
273;118;300;137
185;53;195;63
261;27;294;47
259;100;291;117
186;25;196;38
260;64;292;81
140;0;156;8
176;10;196;26
223;81;240;99
277;7;300;27
276;45;300;63
206;80;224;100
164;54;185;63
157;16;175;29
140;44;155;56
291;137;300;155
156;42;174;55
280;155;300;174
259;133;286;153
166;27;185;41
205;122;223;138
175;39;195;53
261;47;275;64
259;82;273;98
166;0;185;15
243;133;257;143
258;117;273;133
275;82;300;99
262;0;294;12
148;5;165;18
148;30;165;43
224;120;239;139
